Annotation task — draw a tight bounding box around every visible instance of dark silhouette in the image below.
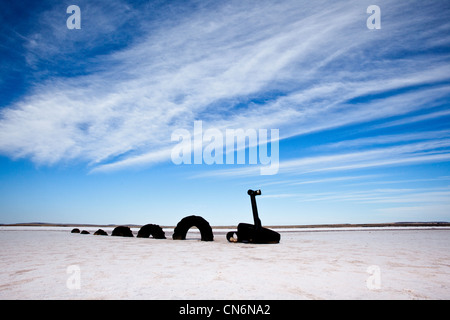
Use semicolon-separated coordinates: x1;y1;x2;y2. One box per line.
111;226;133;237
94;229;108;236
80;230;90;234
137;224;166;239
71;228;80;233
172;215;214;241
226;189;280;244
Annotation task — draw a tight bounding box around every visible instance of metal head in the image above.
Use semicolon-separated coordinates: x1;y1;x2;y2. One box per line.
247;189;261;196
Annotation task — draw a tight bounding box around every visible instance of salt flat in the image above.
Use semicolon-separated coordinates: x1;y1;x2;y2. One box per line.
0;226;449;299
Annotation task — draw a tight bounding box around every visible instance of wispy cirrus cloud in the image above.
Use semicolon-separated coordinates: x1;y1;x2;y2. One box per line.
288;186;450;204
197;130;450;178
0;0;449;175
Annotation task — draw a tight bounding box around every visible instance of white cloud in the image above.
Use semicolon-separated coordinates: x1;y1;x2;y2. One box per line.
0;0;449;174
265;183;450;204
199;135;450;178
315;130;450;150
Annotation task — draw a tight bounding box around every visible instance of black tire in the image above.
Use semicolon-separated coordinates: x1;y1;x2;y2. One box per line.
226;231;238;242
94;229;108;236
137;224;166;239
71;228;80;233
172;215;214;241
235;223;280;244
111;226;133;237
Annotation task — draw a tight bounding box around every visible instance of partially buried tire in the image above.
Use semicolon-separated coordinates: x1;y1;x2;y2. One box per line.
137;224;166;239
236;223;280;244
94;229;108;236
226;223;280;244
111;226;133;237
172;215;214;241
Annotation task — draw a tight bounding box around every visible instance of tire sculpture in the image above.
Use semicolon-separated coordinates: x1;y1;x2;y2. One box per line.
111;226;133;237
69;190;279;244
137;224;166;239
226;189;280;244
94;229;108;236
172;215;214;241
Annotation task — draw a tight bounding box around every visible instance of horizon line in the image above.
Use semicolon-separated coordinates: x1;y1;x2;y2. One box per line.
2;221;450;229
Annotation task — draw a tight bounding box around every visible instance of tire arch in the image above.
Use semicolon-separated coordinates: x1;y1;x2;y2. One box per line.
111;226;133;237
137;224;166;239
172;215;214;241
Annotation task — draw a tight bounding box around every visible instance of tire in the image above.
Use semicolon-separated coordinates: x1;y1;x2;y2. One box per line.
226;231;238;242
94;229;108;236
228;223;280;244
111;226;133;237
137;224;166;239
172;215;214;241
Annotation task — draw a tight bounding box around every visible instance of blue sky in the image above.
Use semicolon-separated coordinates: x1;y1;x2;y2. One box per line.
0;0;450;225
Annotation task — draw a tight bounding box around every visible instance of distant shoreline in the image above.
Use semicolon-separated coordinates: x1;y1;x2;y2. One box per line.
1;221;449;229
